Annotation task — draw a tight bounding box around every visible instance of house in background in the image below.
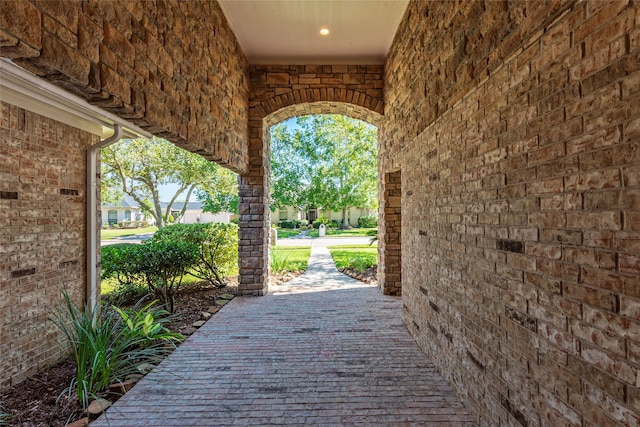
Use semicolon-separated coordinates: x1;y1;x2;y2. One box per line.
271;205;374;227
162;201;234;224
101;196;146;227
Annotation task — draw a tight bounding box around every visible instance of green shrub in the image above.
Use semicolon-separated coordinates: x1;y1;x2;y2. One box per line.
131;240;199;313
101;244;148;305
153;222;239;289
358;215;378;228
51;293;182;408
278;219;300;229
312;216;331;229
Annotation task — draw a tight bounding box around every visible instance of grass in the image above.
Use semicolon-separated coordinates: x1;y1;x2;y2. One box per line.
327;244;378;273
276;228;303;238
270;246;311;273
101;226;158;240
307;227;377;238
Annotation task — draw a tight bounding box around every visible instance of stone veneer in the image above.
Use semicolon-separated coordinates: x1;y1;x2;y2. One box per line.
383;1;640;425
240;65;385;295
0;0;248;172
0;102;96;388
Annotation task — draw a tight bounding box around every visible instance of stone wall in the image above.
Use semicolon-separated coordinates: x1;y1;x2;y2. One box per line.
240;65;384;295
0;102;96;388
383;0;640;425
0;0;249;172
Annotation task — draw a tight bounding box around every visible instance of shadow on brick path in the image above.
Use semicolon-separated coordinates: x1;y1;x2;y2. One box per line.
92;243;477;426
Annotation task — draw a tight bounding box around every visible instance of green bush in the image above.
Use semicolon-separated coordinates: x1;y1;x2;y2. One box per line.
312;216;332;229
358;215;378;228
131;240;199;313
153;222;239;289
278;219;303;229
51;293;182;408
101;244;148;305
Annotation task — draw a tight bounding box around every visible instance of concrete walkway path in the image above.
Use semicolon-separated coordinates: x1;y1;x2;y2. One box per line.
92;243;476;426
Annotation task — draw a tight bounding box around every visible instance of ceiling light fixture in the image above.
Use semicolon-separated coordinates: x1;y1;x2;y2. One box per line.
319;28;330;36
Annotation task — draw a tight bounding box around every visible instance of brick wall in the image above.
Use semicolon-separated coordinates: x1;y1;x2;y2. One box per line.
239;65;384;295
0;0;249;172
384;0;640;425
0;102;97;388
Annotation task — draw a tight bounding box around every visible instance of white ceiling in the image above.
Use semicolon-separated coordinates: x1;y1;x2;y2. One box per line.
217;0;410;64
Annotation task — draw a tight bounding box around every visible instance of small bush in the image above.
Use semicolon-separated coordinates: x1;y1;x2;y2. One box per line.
131;241;199;313
358;215;378;228
153;222;239;289
312;216;333;229
278;219;304;229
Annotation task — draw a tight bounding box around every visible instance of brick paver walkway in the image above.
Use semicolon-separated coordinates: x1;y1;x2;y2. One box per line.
93;243;476;426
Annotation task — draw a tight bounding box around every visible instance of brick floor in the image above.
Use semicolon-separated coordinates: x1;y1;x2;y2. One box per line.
92;245;476;426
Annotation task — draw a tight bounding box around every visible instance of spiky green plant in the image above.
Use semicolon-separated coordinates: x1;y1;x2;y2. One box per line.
51;293;182;408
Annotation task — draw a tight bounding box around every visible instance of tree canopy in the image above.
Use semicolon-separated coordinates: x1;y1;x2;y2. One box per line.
270;115;378;228
101;137;237;229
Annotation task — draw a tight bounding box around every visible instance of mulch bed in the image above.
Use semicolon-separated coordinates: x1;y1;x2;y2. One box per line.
0;269;375;426
0;279;240;427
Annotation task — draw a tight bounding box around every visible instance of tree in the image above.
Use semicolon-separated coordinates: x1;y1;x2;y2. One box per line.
196;166;239;215
270;115;378;228
101;137;235;228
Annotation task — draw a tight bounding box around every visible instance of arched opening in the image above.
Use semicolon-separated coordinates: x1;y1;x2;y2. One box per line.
238;100;401;296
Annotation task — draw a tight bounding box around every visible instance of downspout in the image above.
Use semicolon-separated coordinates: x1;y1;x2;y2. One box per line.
86;124;123;311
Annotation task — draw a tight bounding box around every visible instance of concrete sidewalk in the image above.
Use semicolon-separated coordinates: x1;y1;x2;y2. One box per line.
92;244;476;426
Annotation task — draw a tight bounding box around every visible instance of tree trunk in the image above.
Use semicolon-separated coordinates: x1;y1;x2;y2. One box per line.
342;207;349;229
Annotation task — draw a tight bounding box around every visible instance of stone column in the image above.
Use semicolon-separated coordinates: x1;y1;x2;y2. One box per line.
237;116;271;295
379;169;402;295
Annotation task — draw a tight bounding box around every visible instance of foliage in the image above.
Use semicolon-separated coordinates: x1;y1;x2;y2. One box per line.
357;215;378;228
130;241;199;313
327;245;378;273
270;115;378;228
196;167;239;215
100;240;198;312
0;404;8;424
312;216;339;229
51;293;181;408
278;219;302;229
101;137;235;229
153;223;239;289
270;246;311;273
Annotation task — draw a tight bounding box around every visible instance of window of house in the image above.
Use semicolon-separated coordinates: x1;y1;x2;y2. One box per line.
124;210;131;221
279;208;288;220
108;210;117;225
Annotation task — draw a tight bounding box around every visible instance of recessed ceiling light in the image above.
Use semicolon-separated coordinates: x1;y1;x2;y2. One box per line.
320;28;330;36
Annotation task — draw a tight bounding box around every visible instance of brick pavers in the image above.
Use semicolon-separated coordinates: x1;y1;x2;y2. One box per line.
93;244;476;426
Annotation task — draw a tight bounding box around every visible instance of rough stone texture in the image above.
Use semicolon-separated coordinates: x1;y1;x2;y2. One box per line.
384;1;640;425
239;65;384;295
0;102;96;389
378;170;401;296
0;0;249;172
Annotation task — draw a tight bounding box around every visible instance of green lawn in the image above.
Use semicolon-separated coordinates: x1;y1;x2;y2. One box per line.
276;228;303;238
101;226;158;240
327;244;378;273
271;245;311;273
307;227;377;238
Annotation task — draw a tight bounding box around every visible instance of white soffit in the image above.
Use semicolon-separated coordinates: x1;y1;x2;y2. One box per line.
218;0;409;64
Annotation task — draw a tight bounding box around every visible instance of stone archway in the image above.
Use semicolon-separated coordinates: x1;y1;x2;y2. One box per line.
238;65;387;295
